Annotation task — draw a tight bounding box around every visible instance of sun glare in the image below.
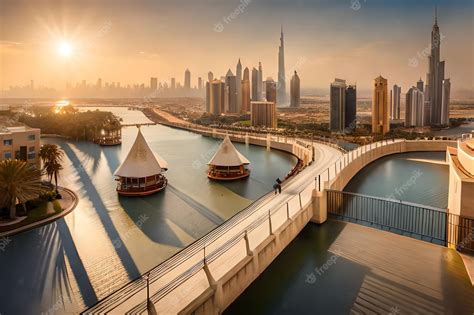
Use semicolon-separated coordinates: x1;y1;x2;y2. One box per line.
58;41;73;57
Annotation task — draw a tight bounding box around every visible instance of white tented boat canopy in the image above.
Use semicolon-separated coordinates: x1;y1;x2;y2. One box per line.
208;135;250;167
114;127;168;178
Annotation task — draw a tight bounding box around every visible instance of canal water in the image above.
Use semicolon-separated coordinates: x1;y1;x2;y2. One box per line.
225;151;451;315
0;108;297;314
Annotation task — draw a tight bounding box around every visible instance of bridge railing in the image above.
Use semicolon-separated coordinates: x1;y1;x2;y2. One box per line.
326;189;448;244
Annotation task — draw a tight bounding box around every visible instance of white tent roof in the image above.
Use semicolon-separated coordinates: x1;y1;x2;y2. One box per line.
114;128;168;178
208;135;250;167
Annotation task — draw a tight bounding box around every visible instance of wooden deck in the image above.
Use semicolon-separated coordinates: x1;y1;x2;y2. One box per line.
225;219;474;315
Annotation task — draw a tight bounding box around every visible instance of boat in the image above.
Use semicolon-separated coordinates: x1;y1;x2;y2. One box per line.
114;127;168;196
208;135;250;180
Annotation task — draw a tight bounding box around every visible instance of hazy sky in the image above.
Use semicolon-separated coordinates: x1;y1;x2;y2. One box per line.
1;0;473;93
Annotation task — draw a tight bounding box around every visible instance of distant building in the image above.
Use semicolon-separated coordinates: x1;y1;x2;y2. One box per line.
208;72;214;82
330;79;346;132
241;67;251;113
330;79;357;133
277;26;286;105
257;62;263;101
225;69;238;113
290;71;300;108
405;87;425;127
171;78;176;90
198;77;203;90
372;75;389;134
150;77;158;91
390;84;401;120
206;81;211;113
210;79;225;115
251;67;259;101
417;78;424;92
0;126;41;167
184;69;191;90
251;101;277;128
425;8;450;126
265;78;277;104
345;84;357;130
236;59;242;113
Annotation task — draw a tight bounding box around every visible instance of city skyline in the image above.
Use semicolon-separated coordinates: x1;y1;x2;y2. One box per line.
1;0;473;96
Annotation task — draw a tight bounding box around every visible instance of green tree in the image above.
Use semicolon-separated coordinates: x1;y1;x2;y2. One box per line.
0;159;46;219
39;144;64;192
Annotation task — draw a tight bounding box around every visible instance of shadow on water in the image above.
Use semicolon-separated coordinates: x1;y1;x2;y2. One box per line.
60;142;140;279
101;144;122;175
0;220;96;314
73;140;103;174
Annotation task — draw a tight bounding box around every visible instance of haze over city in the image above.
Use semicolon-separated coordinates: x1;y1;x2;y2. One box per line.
1;0;473;96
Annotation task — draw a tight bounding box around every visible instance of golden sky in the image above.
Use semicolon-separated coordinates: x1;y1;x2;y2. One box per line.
1;0;473;94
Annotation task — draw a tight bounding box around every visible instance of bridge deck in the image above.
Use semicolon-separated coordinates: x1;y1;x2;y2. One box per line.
225;219;474;314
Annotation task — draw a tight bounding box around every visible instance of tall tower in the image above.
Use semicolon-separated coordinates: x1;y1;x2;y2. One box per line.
184;69;191;91
426;7;449;126
236;59;242;113
242;67;251;113
290;71;300;108
225;69;237;113
372;75;389;135
257;62;263;101
390;84;401;120
251;68;259;101
277;25;286;105
265;77;277;104
330;79;346;132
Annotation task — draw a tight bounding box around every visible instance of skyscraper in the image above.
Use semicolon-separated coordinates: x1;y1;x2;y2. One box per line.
277;26;286;105
290;71;300;108
208;72;214;82
210;79;225;115
330;79;347;132
441;78;450;125
184;69;191;90
257;62;263;101
251;67;259;101
372;75;389;135
198;77;203;90
251;101;277;128
425;8;450;126
225;69;238;113
405;87;425;127
171;78;176;90
242;67;251;113
417;78;424;92
390;84;401;120
265;78;277;104
236;59;242;113
345;85;357;130
150;77;158;90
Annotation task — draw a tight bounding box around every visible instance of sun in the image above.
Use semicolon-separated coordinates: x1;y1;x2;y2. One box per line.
58;41;73;57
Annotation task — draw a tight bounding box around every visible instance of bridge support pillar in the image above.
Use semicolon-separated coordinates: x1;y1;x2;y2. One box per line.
311;190;327;224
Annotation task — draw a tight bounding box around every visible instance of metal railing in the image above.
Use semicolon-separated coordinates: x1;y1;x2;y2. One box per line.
447;214;474;254
327;190;448;244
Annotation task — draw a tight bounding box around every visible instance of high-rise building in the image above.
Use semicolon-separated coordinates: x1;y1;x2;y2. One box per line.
405;87;425;127
265;78;277;104
242;67;251;113
184;69;191;90
257;62;263;101
390;84;401;120
208;72;214;82
345;85;357;130
330;79;346;132
171;78;176;90
206;81;211;113
198;77;203;90
225;69;238;113
277;26;286;105
150;77;158;90
236;59;242;113
441;78;450;125
210;79;225;115
251;101;277;128
425;8;450;126
372;75;389;134
290;71;300;108
417;78;424;92
251;67;259;101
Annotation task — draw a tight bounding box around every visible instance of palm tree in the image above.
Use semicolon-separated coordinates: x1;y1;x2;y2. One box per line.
0;159;46;219
39;144;64;192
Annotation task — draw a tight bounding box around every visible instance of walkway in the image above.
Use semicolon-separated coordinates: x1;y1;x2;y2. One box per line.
225;219;474;314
